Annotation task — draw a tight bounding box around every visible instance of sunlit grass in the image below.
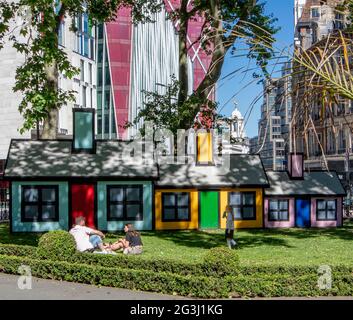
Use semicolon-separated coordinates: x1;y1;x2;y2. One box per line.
1;222;353;266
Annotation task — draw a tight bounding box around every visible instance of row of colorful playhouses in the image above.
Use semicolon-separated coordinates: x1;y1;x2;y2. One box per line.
4;109;345;232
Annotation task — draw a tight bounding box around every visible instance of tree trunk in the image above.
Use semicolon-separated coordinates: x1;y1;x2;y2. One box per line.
180;0;226;129
195;0;224;101
41;63;59;139
41;8;64;140
41;108;59;139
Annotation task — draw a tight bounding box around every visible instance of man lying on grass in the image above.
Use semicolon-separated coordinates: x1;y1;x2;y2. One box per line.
69;217;143;255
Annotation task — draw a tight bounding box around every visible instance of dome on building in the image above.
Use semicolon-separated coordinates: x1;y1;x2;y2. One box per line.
231;103;244;120
231;108;243;120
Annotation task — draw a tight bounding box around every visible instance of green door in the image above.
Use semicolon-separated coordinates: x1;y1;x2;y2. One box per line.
200;191;219;229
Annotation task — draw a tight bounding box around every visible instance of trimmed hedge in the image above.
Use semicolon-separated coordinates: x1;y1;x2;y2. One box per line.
37;230;76;261
202;247;239;276
0;254;228;298
1;254;353;298
0;244;37;257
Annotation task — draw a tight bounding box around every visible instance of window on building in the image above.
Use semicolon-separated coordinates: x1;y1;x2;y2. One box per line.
229;192;256;220
269;199;289;221
339;129;346;153
80;59;84;82
349;100;353;114
311;7;320;18
82;85;87;108
162;193;190;222
88;63;92;84
21;186;59;222
334;13;345;30
58;21;65;46
316;199;337;221
337;101;346;115
107;185;143;221
75;13;95;59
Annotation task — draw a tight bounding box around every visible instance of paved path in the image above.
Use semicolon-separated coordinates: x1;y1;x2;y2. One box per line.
0;273;186;300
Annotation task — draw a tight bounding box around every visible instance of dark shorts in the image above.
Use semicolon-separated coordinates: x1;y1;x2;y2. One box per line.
225;229;234;240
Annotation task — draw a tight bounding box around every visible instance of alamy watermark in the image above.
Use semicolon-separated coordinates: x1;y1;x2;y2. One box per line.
17;265;32;290
318;265;332;290
122;123;232;174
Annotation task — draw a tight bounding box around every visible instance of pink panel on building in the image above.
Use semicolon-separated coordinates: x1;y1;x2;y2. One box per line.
311;197;343;228
264;198;295;228
107;2;214;137
105;7;132;139
288;154;304;179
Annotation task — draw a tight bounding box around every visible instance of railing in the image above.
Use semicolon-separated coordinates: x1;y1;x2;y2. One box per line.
0;186;9;222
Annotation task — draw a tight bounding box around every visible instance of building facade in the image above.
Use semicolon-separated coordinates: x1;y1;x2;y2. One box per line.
97;1;213;140
0;11;97;161
255;62;292;170
292;0;353;199
217;103;250;155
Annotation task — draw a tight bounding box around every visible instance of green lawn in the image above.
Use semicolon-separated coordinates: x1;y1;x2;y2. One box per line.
1;222;353;266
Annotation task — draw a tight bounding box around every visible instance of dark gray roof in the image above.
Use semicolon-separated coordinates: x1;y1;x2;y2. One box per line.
4;140;158;179
265;171;346;196
156;155;269;188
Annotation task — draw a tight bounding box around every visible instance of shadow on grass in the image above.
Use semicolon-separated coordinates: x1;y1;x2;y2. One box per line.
141;220;353;250
141;230;292;249
0;223;41;246
1;220;353;250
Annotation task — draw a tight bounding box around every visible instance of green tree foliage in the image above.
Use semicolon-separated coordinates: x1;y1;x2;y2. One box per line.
133;0;278;134
0;0;277;137
0;0;161;137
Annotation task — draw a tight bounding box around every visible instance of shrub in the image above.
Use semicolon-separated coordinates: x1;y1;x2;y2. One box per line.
0;244;36;257
1;254;353;298
67;253;203;276
36;230;76;261
0;254;228;298
202;247;239;276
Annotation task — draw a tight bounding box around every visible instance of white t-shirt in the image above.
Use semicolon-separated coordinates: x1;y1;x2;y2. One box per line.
69;225;95;252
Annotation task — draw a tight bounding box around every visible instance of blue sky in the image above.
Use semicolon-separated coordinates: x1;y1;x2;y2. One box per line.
217;0;294;138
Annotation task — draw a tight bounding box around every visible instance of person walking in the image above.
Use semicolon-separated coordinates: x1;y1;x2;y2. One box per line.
223;205;237;249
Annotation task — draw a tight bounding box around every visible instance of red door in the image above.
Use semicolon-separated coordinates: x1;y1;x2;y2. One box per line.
71;184;95;228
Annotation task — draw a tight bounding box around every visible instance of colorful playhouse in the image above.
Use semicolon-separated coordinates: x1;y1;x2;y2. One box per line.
3;109;346;232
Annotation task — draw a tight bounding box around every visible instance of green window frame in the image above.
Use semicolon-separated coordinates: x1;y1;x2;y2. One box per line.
21;186;59;222
107;185;143;221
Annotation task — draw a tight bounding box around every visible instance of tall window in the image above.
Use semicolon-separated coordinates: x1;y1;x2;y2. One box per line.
162;193;190;222
21;186;59;222
107;185;143;221
269;199;289;221
82;85;87;108
80;59;85;81
88;63;92;84
229;192;256;220
317;199;337;221
58;21;65;46
311;7;320;18
75;13;95;59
